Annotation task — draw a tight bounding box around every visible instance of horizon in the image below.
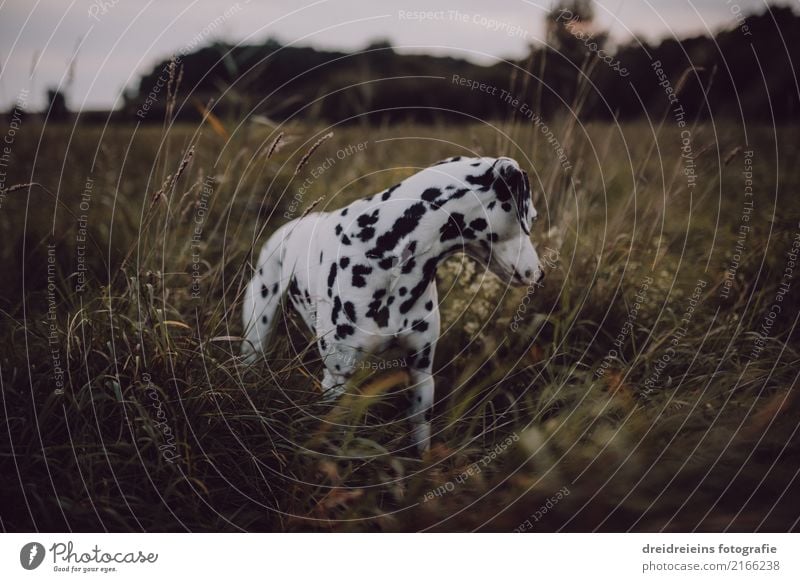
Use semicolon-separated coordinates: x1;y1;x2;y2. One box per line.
0;0;796;112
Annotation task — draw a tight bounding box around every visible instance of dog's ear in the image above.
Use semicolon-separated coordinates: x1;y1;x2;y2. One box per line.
494;158;531;217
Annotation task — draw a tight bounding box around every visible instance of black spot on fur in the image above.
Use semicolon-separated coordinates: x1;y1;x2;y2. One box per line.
381;183;401;201
421;187;441;202
319;251;323;264
378;257;395;270
367;202;426;259
332;296;342;323
411;319;429;332
320;338;328;351
449;188;470;201
341;207;349;216
425;300;434;311
400;256;439;313
339;257;350;269
423;186;469;209
432;156;462;166
342;234;351;245
357;227;375;242
470;218;488;231
401;257;416;274
344;301;357;322
272;282;279;295
487;201;496;210
502;202;512;212
416;343;432;369
365;289;390;328
358;209;380;228
335;224;343;235
262;316;268;324
327;263;338;291
351;264;372;287
365;296;390;328
440;212;467;242
335;324;355;339
399;287;407;296
259;268;263;275
466;167;495;191
261;284;268;298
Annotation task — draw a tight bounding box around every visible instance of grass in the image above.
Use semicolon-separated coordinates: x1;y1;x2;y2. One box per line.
1;110;799;531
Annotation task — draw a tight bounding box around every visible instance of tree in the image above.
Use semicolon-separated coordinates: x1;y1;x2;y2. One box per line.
46;88;69;121
546;0;606;64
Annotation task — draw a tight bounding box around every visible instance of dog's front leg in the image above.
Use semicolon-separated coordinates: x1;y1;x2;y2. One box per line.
409;369;434;453
321;368;347;401
404;294;440;454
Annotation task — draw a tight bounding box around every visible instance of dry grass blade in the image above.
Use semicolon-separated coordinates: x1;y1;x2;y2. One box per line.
724;146;743;166
194;99;229;140
294;131;333;176
0;182;35;195
674;66;704;97
264;132;284;159
165;57;178;121
150;145;195;205
299;195;326;219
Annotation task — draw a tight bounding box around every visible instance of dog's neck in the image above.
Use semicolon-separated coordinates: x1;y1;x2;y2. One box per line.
377;185;483;241
369;191;490;289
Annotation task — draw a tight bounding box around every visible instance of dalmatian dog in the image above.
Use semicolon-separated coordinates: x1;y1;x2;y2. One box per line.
242;156;544;452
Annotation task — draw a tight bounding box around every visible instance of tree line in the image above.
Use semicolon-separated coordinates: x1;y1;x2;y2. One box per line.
97;4;800;124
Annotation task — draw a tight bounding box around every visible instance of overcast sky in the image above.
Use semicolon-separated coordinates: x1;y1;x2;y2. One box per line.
0;0;794;111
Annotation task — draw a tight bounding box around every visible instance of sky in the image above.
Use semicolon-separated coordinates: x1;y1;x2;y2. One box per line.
0;0;795;111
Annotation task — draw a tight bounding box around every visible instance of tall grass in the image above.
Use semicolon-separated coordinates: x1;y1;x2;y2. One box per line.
1;77;799;531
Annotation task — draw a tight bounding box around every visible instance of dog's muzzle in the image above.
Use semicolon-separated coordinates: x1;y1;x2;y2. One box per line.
519;267;545;285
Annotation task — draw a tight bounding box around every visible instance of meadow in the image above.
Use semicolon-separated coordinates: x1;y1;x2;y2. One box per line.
1;111;799;531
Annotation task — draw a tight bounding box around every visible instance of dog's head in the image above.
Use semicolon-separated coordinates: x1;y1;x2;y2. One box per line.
435;156;543;286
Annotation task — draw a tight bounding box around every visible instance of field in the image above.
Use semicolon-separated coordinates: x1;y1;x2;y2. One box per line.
1;113;799;532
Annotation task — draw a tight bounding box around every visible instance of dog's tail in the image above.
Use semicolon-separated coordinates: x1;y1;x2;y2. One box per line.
242;228;287;363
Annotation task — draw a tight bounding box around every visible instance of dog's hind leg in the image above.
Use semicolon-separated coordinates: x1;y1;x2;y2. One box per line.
242;238;286;363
